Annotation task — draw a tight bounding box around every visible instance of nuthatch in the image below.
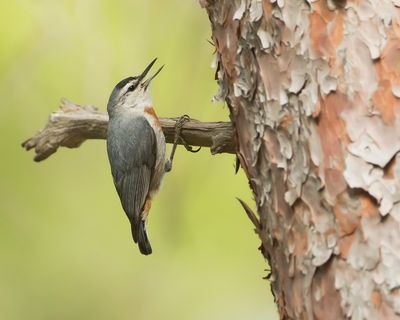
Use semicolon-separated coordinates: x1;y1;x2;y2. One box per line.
106;59;169;255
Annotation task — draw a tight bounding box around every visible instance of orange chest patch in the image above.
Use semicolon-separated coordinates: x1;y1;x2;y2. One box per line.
144;106;161;129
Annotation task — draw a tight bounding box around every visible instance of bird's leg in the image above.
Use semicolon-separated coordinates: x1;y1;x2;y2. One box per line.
165;115;201;172
164;115;187;172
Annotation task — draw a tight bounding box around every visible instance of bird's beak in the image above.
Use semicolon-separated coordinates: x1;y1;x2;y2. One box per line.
138;58;164;90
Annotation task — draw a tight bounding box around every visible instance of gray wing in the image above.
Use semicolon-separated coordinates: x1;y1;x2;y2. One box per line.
107;115;157;244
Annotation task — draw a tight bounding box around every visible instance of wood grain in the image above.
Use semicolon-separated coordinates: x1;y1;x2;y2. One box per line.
22;99;235;161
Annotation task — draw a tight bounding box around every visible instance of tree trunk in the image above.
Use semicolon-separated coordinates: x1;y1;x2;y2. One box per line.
201;0;400;319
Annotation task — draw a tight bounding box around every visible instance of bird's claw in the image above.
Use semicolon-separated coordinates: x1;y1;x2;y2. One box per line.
183;144;201;153
174;115;201;152
167;115;201;171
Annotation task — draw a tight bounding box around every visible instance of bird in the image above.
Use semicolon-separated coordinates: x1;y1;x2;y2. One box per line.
106;59;169;255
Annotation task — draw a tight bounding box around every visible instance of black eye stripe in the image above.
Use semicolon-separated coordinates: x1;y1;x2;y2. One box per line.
115;76;135;90
126;82;138;94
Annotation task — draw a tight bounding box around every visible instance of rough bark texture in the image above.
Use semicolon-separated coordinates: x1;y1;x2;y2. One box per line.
22;99;235;161
201;0;400;319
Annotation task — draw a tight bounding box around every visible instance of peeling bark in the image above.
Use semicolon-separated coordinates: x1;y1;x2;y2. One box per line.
202;0;400;319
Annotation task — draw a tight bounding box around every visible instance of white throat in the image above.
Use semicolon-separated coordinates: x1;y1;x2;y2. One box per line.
125;88;153;111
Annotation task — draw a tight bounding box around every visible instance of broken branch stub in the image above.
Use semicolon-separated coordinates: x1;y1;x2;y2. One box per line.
22;99;235;161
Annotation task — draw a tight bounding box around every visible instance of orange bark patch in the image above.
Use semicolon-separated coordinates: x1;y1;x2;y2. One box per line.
359;194;379;218
144;106;161;128
309;12;334;59
373;39;400;124
335;191;378;259
334;190;378;241
309;2;344;63
372;80;397;124
371;290;382;308
317;92;350;201
262;0;272;18
380;39;400;74
330;12;344;49
338;233;356;259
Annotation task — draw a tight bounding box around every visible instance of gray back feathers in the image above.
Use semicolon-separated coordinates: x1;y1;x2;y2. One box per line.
107;111;157;254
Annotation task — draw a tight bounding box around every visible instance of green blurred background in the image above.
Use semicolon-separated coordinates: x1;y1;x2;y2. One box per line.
0;1;277;319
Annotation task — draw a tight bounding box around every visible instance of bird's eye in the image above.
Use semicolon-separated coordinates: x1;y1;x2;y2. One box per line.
127;85;135;92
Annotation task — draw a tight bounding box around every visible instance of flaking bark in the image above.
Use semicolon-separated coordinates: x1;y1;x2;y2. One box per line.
202;0;400;319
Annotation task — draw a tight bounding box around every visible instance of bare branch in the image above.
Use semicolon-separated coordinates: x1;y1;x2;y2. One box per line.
22;99;235;162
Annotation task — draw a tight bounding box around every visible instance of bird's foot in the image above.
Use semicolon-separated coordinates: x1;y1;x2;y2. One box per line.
167;115;201;172
173;115;201;153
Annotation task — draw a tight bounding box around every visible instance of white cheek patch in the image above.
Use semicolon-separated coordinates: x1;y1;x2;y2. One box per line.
119;93;127;106
123;88;152;110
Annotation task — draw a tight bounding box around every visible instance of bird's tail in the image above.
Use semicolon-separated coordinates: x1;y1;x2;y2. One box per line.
134;220;152;255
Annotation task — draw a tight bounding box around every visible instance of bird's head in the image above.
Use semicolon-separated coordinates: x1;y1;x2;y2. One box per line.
107;58;163;115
